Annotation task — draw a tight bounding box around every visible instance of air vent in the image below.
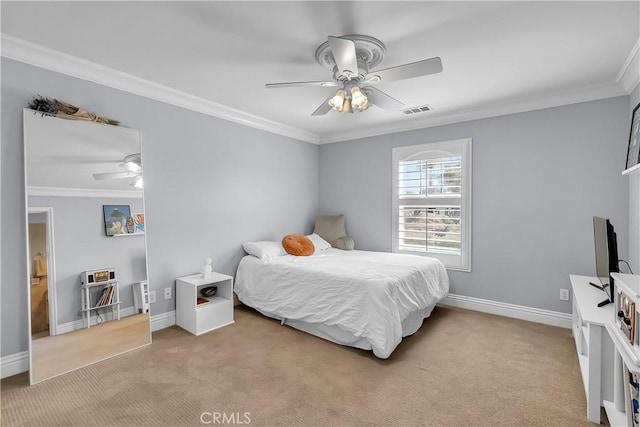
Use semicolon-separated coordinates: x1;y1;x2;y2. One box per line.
401;105;432;115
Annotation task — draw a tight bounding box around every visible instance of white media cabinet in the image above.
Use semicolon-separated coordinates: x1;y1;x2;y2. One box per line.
570;274;615;424
604;273;640;427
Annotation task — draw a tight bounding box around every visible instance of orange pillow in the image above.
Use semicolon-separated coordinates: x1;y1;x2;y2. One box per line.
282;234;315;256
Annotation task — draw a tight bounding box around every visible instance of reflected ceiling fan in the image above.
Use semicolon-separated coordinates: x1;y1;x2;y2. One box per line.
92;153;143;188
265;34;443;115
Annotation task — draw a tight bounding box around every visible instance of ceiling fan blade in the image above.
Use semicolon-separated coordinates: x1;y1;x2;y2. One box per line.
328;36;359;80
265;81;338;89
364;87;404;111
311;95;333;116
93;171;138;181
366;57;443;83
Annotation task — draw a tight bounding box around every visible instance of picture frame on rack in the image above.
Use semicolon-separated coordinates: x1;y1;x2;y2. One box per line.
132;212;145;234
626;102;640;171
619;290;637;345
103;205;132;236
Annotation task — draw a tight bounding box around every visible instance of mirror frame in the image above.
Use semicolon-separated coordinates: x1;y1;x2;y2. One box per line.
23;109;151;384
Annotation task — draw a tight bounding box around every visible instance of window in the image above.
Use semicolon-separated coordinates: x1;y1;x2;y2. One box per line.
392;139;472;271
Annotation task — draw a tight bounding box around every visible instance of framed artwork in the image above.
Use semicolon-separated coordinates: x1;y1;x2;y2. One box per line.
103;205;132;236
618;290;637;345
133;213;145;234
626;102;640;171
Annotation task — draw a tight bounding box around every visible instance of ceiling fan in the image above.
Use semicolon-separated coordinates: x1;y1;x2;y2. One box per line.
92;153;143;188
265;34;443;115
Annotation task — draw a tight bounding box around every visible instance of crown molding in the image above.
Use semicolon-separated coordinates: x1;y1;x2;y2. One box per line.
617;39;640;93
1;34;320;144
28;186;143;198
319;81;629;144
3;34;636;146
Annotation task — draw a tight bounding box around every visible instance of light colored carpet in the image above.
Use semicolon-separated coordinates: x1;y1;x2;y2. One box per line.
1;305;592;426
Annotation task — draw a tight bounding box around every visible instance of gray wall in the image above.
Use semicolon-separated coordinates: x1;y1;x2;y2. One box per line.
319;97;630;314
28;196;145;325
1;58;319;357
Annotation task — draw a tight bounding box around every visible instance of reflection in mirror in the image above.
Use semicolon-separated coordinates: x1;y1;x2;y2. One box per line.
23;108;151;384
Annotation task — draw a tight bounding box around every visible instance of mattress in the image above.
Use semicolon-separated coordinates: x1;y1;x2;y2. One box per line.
235;248;449;358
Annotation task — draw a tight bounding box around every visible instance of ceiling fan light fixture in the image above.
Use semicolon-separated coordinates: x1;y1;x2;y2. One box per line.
342;98;353;114
267;34;442;116
350;86;369;111
328;90;346;112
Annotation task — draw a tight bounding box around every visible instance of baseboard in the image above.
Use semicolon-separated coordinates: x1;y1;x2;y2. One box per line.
0;351;29;379
150;310;176;332
1;310;176;379
439;293;572;329
57;306;136;334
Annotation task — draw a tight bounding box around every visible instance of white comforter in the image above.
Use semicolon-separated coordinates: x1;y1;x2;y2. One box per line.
235;248;449;358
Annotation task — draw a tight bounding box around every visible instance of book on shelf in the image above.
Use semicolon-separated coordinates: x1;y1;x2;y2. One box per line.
624;361;640;427
95;284;115;307
106;285;114;305
196;297;210;306
96;287;107;306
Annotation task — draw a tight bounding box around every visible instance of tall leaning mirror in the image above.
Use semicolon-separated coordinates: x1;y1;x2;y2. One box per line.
23;108;151;385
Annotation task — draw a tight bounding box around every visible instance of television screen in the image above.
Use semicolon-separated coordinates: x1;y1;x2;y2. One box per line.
593;216;619;297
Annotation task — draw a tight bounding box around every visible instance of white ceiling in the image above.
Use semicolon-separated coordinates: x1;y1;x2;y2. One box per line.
2;1;639;144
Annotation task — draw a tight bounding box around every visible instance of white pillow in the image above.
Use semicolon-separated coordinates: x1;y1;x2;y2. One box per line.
242;241;286;259
306;233;331;251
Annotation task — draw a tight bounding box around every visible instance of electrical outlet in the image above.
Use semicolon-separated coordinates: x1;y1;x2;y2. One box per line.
560;288;570;301
164;287;172;300
149;290;156;304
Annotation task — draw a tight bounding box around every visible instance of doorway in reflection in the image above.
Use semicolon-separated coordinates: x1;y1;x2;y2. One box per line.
29;211;51;339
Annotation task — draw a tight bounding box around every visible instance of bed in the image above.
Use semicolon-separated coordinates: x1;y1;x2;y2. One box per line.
234;247;449;358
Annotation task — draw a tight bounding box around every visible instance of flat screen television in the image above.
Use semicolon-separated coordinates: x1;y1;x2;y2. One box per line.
593;216;619;303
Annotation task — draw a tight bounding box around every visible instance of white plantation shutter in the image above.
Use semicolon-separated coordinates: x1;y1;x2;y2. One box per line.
392;139;472;271
398;206;462;253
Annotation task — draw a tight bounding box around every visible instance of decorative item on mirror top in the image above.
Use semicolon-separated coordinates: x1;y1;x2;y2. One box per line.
28;96;120;125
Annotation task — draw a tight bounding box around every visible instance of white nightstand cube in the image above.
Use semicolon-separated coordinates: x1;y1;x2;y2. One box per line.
175;272;234;335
